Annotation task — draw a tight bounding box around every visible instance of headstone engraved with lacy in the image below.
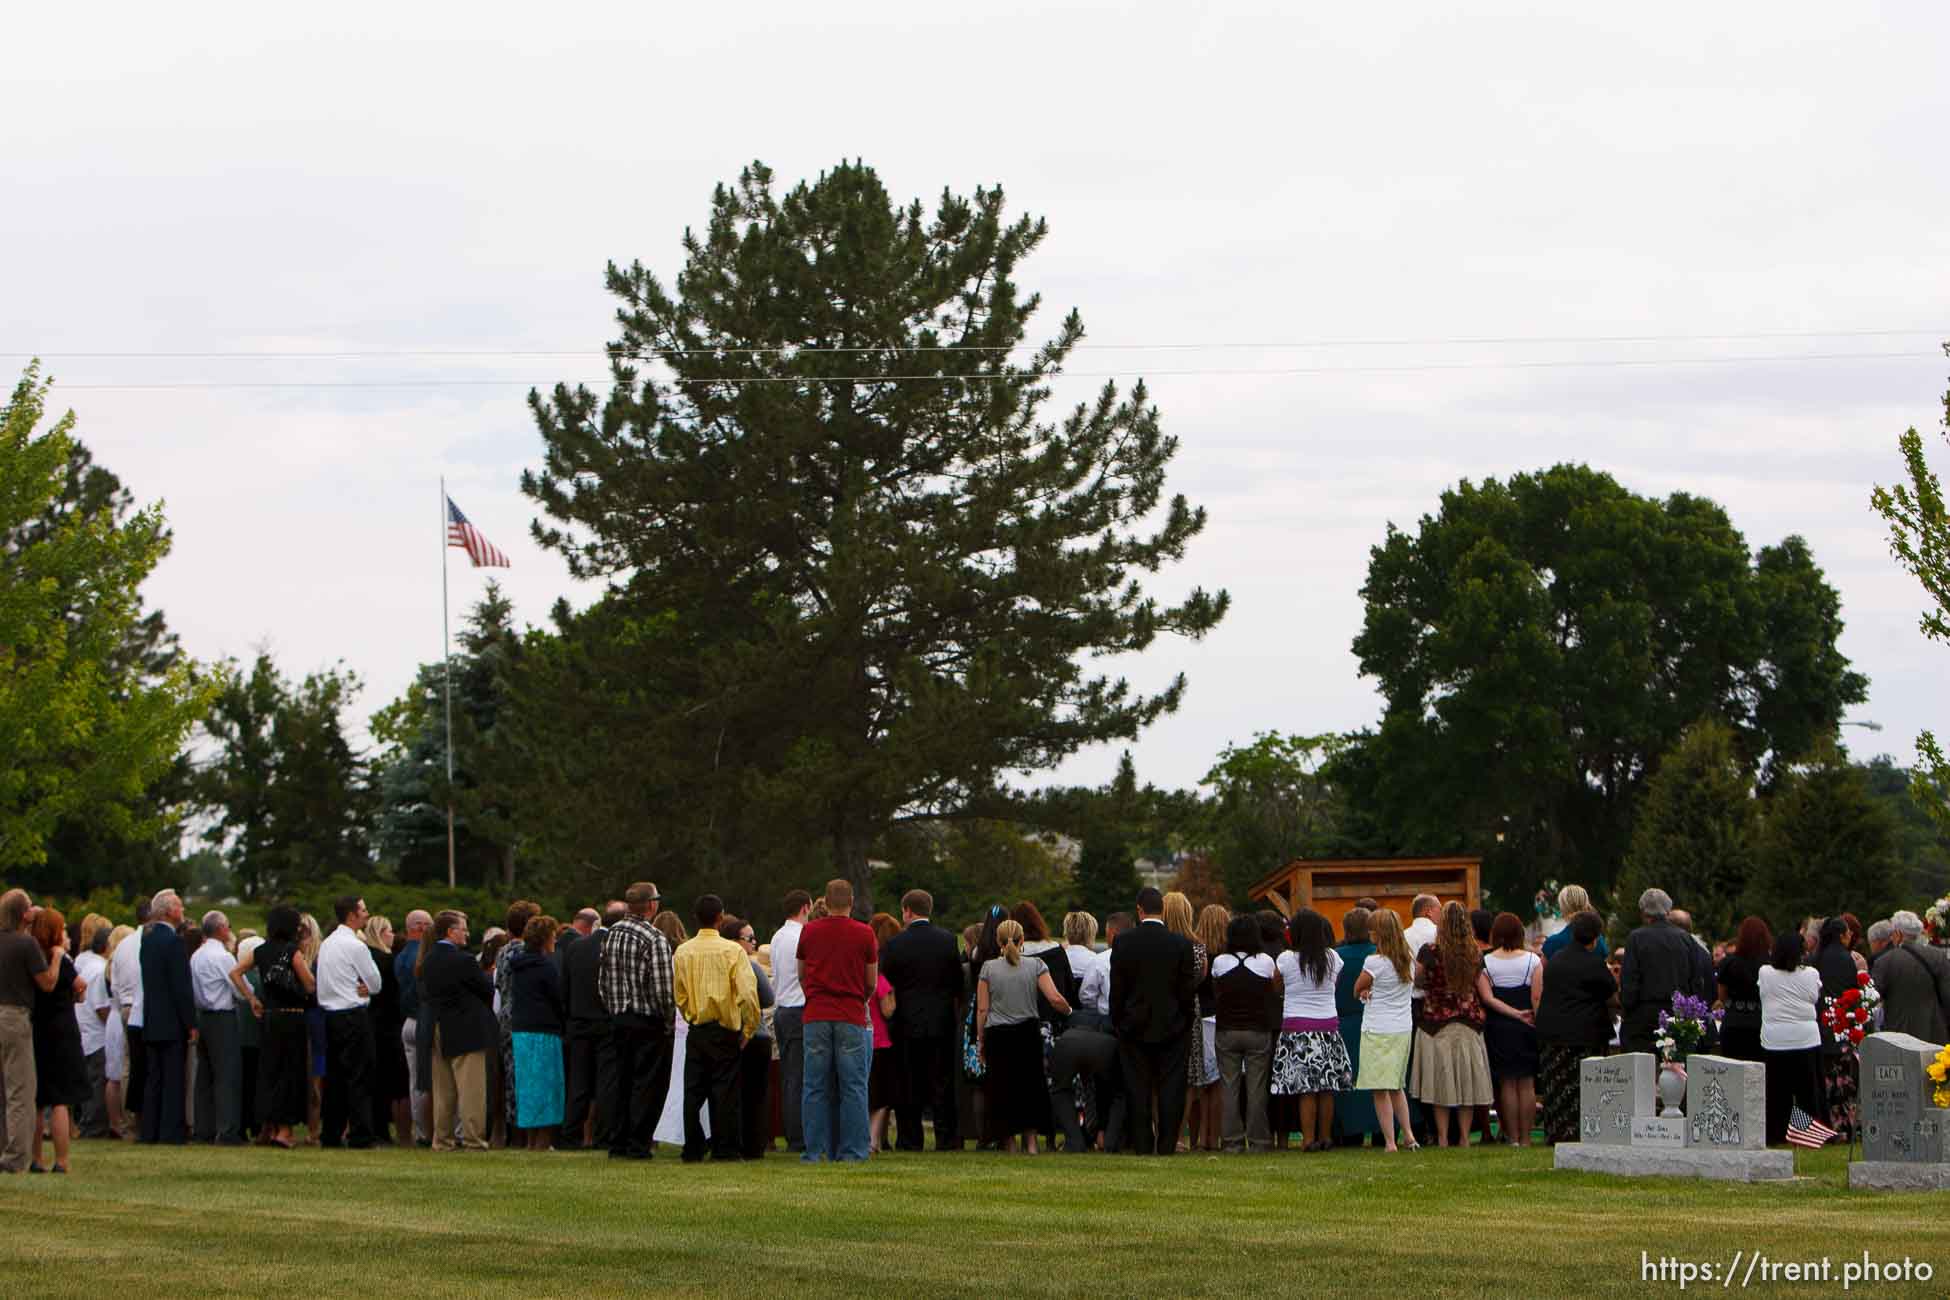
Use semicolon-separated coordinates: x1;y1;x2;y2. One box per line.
1859;1032;1950;1164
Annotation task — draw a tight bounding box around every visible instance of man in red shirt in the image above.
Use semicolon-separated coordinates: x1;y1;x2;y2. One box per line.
796;878;877;1162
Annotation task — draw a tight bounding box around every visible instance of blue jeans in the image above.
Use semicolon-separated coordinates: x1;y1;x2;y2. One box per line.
800;1019;871;1162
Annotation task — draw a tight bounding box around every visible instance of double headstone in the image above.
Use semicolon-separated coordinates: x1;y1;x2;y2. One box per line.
1851;1032;1950;1189
1684;1055;1765;1151
1579;1053;1655;1144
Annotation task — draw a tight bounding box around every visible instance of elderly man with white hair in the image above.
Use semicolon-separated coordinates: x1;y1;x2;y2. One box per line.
1871;910;1950;1043
1617;888;1707;1057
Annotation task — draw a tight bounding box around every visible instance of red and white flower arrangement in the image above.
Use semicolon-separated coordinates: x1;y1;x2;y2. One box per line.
1820;970;1882;1051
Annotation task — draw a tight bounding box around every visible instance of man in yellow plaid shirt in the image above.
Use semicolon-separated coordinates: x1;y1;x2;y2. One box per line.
672;894;761;1161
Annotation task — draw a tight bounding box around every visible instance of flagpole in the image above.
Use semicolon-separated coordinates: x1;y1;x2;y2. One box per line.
440;476;456;890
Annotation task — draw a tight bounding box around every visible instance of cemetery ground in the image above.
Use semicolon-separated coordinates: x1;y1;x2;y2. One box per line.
9;1141;1947;1298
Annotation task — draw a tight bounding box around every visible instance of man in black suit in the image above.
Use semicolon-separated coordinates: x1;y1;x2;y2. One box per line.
417;910;499;1150
1618;888;1704;1056
558;904;620;1150
880;889;963;1151
138;889;197;1145
1109;886;1197;1155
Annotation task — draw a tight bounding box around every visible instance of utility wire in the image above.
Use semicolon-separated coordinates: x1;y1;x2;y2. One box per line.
46;349;1936;390
8;327;1945;360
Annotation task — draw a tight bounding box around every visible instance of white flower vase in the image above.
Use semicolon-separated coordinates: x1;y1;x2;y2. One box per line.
1657;1061;1687;1118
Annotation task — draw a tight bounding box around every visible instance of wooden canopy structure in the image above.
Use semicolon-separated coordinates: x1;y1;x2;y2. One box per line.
1248;856;1481;935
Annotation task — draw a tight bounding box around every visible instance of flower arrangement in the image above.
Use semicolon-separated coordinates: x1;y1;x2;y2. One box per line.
1820;970;1882;1052
1655;991;1721;1063
1928;1044;1950;1109
1533;879;1561;921
1925;894;1950;946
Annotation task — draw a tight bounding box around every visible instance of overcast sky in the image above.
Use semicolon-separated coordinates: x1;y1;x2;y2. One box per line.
8;3;1947;797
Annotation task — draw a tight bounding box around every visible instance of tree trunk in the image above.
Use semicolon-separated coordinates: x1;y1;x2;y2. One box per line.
501;842;516;892
834;823;872;919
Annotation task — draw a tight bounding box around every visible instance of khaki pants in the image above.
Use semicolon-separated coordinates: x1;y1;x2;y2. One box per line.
430;1027;488;1151
0;1005;36;1172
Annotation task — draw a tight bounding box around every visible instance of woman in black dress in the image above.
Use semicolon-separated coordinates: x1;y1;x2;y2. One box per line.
363;915;409;1143
1714;917;1770;1063
30;908;88;1173
231;906;316;1148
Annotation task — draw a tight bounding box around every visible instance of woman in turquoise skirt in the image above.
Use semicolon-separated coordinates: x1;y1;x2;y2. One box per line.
506;914;566;1150
1332;908;1380;1144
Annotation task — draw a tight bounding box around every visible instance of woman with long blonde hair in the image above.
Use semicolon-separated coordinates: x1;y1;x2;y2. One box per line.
100;925;135;1138
1353;908;1418;1151
1186;903;1230;1150
975;919;1071;1153
1410;902;1492;1147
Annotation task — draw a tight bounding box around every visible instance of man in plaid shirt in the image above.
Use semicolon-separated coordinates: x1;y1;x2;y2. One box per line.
598;881;674;1159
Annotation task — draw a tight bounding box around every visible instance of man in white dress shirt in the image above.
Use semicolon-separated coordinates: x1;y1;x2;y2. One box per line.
1403;895;1440;996
111;898;149;1129
73;927;113;1137
315;894;383;1149
189;910;251;1144
770;889;811;1153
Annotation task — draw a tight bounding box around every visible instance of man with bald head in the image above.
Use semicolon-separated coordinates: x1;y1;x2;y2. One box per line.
396;909;434;1145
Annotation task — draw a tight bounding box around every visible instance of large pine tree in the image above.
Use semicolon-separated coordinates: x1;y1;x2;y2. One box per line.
523;162;1227;911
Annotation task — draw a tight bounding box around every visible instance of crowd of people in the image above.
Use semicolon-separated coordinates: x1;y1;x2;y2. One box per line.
1;875;1946;1171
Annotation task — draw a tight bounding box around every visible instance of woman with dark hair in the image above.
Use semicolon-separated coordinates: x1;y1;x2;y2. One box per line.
1211;915;1280;1151
1410;902;1492;1147
1535;911;1616;1144
1255;910;1293;1143
493;900;542;1147
231;905;314;1148
1477;911;1542;1145
1332;908;1379;1146
964;906;1007;1145
1814;916;1861;1139
1759;930;1823;1145
1011;900;1075;1028
1839;913;1870;970
721;915;776;1159
1715;918;1772;1063
1272;908;1354;1152
29;909;86;1173
508;914;565;1150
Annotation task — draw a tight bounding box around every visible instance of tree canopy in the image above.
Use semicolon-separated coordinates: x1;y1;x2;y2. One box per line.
521;161;1227;911
1870;345;1950;836
1347;462;1865;903
0;364;208;874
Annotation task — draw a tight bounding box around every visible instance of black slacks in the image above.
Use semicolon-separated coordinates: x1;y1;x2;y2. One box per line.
681;1022;743;1160
322;1008;376;1148
1051;1027;1124;1153
894;1033;960;1150
1119;1035;1189;1155
608;1013;669;1158
138;1037;187;1144
738;1034;773;1157
563;1018;616;1148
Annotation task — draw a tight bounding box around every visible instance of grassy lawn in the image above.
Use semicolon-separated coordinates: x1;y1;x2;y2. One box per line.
7;1139;1945;1297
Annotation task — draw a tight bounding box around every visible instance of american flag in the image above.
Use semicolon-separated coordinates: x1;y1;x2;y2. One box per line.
1786;1103;1837;1149
447;497;510;568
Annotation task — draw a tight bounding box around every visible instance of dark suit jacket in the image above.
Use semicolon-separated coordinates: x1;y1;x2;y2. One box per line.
419;940;498;1061
1618;921;1700;1048
1109;920;1197;1045
139;921;195;1043
1873;941;1950;1044
881;919;962;1039
559;927;609;1026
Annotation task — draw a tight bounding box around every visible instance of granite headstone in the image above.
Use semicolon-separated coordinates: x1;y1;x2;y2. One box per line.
1684;1055;1764;1151
1580;1053;1655;1145
1859;1032;1949;1165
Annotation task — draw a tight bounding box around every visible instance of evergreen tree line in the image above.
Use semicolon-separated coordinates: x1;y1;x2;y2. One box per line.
6;164;1948;941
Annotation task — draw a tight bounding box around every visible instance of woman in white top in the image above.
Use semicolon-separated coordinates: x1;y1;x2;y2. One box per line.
1476;913;1543;1146
1272;908;1355;1152
1757;930;1825;1146
1353;908;1418;1152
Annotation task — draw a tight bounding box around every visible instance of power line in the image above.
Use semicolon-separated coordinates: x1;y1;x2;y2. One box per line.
45;349;1937;390
8;327;1945;360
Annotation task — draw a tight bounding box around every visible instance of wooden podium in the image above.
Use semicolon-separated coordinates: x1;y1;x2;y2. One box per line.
1248;856;1481;934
